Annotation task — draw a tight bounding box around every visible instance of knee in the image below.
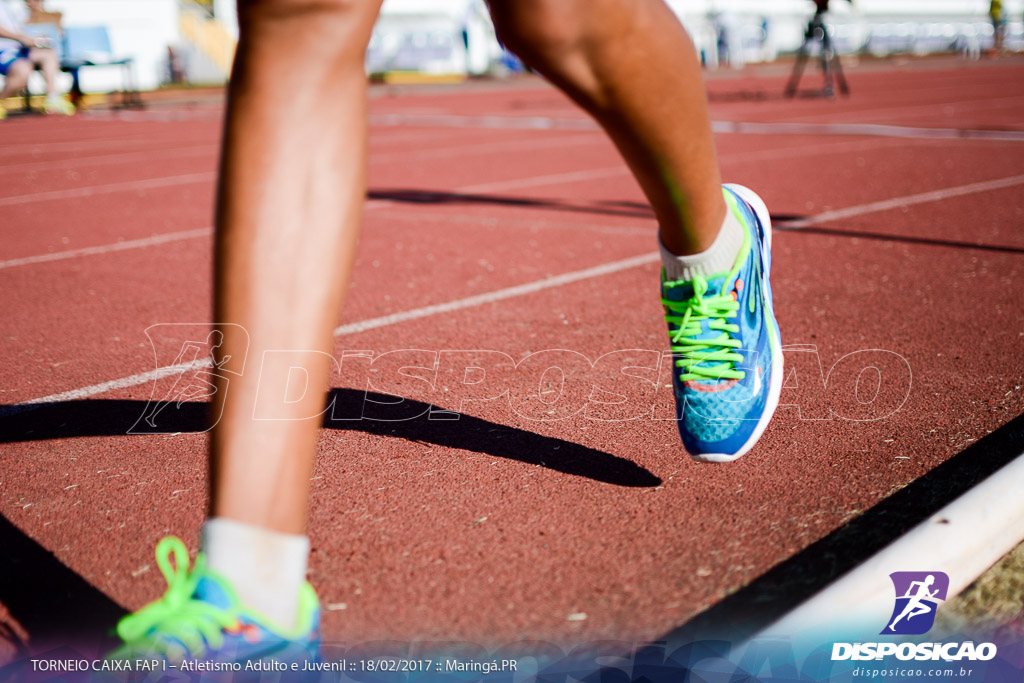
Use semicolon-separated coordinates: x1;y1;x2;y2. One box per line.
31;48;58;67
238;0;380;66
488;0;588;71
5;60;32;86
240;0;368;24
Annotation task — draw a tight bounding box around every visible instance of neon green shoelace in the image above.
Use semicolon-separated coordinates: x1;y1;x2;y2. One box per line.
663;274;745;382
115;537;240;660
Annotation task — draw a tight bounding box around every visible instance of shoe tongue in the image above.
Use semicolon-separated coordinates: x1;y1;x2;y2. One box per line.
663;280;695;302
192;575;234;610
664;273;729;303
666;272;737;379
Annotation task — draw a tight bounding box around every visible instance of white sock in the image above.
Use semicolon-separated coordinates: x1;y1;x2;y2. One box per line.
660;207;746;282
201;517;310;632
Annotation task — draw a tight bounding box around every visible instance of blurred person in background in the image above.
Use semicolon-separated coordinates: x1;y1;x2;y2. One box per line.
25;0;59;26
0;0;73;119
812;0;854;16
990;0;1006;54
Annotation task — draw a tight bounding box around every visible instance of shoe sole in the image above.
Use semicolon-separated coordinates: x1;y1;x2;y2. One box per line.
690;184;784;464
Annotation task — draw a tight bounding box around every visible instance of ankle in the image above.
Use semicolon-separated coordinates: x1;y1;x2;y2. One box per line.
202;517;310;631
660;207;746;282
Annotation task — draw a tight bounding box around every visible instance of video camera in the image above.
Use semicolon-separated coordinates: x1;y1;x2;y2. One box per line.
812;0;854;14
785;0;853;96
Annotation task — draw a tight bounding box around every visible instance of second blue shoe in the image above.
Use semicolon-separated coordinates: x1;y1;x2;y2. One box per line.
109;536;321;672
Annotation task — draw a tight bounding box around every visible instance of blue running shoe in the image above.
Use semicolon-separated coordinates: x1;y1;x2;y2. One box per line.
661;184;783;462
109;537;320;668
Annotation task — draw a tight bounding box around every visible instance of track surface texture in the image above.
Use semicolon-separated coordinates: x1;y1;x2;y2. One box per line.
2;56;1024;657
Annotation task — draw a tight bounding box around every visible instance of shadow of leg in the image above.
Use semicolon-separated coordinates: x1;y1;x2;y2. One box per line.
0;515;124;657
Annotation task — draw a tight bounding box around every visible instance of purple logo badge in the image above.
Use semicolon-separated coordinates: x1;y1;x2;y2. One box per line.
882;571;949;635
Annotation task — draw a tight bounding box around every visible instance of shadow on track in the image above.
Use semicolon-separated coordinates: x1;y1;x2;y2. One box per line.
368;188;655;220
0;390;659;660
0;390;661;488
660;410;1024;643
773;214;1024;255
0;515;125;663
706;90;779;102
365;195;1024;255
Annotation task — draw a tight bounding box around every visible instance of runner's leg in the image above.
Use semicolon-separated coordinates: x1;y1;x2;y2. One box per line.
487;0;725;255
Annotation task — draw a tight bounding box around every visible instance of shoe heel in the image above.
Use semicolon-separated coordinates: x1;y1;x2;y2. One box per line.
724;183;773;251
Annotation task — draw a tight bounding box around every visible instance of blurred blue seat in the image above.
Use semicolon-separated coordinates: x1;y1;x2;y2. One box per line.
61;26;142;108
62;26;118;66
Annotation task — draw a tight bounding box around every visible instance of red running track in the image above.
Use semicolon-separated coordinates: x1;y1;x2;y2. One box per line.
1;57;1023;656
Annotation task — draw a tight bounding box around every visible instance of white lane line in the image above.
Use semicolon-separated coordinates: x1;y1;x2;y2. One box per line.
0;123;921;213
2;165;629;271
783;174;1024;228
0;144;1004;273
779;93;1024;126
0;134;583;207
371;132;605;164
0;228;212;271
369;112;1024;142
8;170;1024;409
0;194;642;274
1;251;660;415
369;112;598;131
0;359;213;419
363;165;629;210
0;132;600;208
460;166;628;193
367;126;505;150
374;210;652;236
755;445;1024;640
409;136;913;192
722;136;917;165
0;213;646;273
80;109;226;124
0;145;218;176
331;251;658;336
712;119;1024;142
455;138;913;196
456;168;1024;225
0;134;215;156
0;172;216;208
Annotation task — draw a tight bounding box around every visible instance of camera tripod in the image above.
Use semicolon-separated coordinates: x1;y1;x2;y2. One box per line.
784;9;850;98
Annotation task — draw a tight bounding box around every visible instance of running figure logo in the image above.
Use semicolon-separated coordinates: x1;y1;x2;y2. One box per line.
140;330;227;428
128;325;247;434
882;571;949;635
